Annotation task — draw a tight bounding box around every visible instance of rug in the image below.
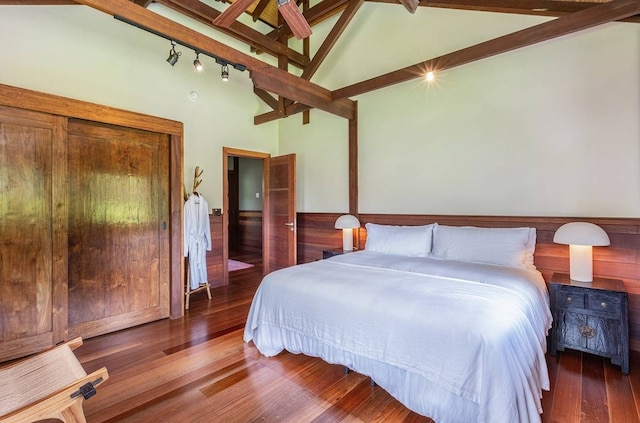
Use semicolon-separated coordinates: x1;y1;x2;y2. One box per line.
228;259;254;272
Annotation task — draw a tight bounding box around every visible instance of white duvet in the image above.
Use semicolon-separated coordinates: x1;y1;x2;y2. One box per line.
244;251;552;423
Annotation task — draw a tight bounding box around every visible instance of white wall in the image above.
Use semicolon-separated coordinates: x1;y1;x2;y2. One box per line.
281;6;640;217
238;157;263;210
2;4;638;217
0;4;278;209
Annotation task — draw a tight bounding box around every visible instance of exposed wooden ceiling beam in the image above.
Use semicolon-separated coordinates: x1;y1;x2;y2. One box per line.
254;102;312;124
367;0;640;22
250;66;354;118
156;0;310;69
133;0;154;7
266;0;350;40
371;0;605;15
301;0;364;80
212;0;255;27
253;87;280;110
333;0;640;100
252;0;271;21
0;0;75;3
75;0;355;119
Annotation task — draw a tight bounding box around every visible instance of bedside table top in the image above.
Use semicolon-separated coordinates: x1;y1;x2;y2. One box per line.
551;272;626;293
324;248;358;254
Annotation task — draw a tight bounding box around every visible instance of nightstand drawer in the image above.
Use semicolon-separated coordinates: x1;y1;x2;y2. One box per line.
587;292;622;315
555;290;585;309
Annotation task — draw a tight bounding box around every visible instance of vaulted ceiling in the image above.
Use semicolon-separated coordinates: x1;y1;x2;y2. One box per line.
4;0;639;124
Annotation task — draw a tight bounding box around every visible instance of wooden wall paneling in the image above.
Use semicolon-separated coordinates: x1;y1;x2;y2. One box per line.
238;211;263;253
52;114;69;346
207;214;225;289
0;83;184;324
66;120;171;339
0;106;67;361
0;84;184;360
296;213;343;263
297;213;640;351
0;84;183;136
169;133;184;319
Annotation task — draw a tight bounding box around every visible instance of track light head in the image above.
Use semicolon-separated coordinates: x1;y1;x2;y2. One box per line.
193;52;203;72
221;64;229;82
166;41;181;66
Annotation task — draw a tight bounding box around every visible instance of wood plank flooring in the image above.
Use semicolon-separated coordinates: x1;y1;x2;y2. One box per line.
76;252;640;422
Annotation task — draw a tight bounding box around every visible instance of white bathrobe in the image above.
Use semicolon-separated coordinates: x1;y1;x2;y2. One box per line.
184;194;212;289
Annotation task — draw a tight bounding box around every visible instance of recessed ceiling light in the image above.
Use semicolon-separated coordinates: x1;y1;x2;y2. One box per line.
189;91;199;101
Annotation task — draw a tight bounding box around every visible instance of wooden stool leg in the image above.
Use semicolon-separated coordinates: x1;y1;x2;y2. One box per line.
185;257;190;310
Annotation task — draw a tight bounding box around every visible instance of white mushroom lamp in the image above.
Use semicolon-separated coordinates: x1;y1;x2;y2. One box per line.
335;214;360;251
553;222;610;282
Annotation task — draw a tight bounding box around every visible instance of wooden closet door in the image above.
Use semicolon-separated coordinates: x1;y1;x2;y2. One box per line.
0;106;67;361
67;120;170;338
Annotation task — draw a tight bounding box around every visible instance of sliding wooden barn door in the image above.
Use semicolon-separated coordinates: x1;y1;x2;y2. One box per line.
66;120;170;339
265;154;297;273
0;106;67;361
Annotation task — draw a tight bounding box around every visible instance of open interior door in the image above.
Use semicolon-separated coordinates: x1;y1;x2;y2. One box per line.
264;154;297;273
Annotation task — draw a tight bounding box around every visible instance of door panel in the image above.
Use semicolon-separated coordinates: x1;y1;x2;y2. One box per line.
0;106;66;361
266;154;296;273
67;120;170;338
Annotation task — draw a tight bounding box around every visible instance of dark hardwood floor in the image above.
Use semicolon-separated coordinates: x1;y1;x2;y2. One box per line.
76;252;640;422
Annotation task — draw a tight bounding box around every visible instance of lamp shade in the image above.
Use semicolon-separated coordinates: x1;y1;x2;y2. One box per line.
335;214;360;229
553;222;610;246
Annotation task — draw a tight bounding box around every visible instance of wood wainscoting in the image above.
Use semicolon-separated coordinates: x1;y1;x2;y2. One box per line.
206;214;224;288
205;211;262;289
297;213;640;351
239;210;263;254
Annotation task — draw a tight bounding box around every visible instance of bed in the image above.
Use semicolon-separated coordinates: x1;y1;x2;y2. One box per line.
244;223;553;423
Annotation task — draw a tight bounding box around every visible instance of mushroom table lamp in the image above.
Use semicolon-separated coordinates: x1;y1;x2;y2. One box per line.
335;214;361;251
553;222;610;282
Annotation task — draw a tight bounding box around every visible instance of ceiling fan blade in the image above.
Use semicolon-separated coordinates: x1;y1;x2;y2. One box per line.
276;0;312;40
213;0;257;28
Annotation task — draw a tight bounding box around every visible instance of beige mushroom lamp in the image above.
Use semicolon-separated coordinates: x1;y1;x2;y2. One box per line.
335;214;360;251
553;222;610;282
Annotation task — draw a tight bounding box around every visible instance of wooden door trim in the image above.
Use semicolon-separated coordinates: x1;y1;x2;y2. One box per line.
223;147;270;284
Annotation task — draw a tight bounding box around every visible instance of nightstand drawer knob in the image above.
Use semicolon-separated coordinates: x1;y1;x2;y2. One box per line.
579;325;596;338
566;296;572;304
601;302;607;309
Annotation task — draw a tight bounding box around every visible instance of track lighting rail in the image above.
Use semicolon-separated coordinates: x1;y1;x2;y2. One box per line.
114;15;247;72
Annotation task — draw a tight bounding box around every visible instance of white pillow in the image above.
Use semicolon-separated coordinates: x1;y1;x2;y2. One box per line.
431;224;537;269
365;223;434;257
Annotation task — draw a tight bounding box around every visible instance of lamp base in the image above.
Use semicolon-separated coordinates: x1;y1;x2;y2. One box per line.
569;244;593;282
342;228;354;251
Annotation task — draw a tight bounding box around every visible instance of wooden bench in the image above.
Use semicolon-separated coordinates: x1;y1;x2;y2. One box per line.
0;338;108;423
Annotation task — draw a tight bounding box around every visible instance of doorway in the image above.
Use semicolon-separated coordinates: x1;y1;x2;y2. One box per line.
223;148;270;284
227;155;264;266
222;147;297;284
